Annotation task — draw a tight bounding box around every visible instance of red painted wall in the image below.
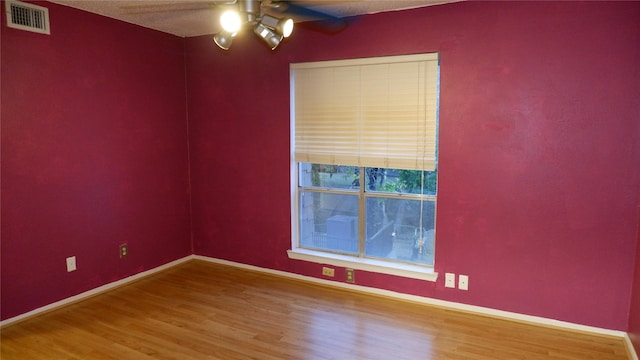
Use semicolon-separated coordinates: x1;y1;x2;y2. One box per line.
1;2;192;320
186;1;640;330
2;0;639;334
629;207;640;353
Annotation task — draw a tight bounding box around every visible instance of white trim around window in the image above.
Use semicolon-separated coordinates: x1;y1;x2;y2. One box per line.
289;53;440;281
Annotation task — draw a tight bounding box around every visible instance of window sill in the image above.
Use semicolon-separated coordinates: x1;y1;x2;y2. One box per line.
287;248;438;282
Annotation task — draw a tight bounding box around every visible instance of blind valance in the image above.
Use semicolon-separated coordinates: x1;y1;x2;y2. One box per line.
291;53;439;171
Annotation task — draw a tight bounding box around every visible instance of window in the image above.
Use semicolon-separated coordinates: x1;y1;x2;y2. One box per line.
289;54;439;280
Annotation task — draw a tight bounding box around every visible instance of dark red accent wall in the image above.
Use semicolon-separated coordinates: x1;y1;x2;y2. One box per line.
1;2;192;320
186;1;640;331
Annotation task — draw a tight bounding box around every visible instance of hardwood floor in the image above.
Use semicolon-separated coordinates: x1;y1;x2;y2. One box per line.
0;260;630;359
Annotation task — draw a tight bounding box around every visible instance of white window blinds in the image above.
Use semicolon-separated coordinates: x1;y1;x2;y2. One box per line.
292;53;439;171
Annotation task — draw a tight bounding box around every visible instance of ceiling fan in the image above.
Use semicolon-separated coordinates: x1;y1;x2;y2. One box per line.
126;0;348;50
215;0;348;50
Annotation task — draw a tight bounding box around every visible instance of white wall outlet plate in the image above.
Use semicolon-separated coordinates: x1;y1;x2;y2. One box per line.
322;267;335;277
458;274;469;290
66;256;77;272
445;273;455;288
345;268;355;283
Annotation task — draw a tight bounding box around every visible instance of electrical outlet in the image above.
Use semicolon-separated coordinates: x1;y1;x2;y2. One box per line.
66;256;77;272
322;267;334;277
345;268;355;283
458;275;469;290
445;273;455;288
119;243;128;259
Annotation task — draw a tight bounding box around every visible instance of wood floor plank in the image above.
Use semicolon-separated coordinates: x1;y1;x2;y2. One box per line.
0;260;630;359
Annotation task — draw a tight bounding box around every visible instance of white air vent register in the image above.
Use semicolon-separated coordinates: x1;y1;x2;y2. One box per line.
5;0;50;35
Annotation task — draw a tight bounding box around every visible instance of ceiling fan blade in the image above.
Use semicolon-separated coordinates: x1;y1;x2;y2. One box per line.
123;7;215;15
120;1;214;10
269;1;348;33
119;0;239;14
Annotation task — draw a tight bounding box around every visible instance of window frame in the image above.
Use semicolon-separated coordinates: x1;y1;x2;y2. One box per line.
289;164;437;281
288;54;440;282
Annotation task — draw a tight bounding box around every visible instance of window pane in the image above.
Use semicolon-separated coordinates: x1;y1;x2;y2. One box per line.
365;168;437;195
299;191;359;254
365;197;435;265
299;163;359;190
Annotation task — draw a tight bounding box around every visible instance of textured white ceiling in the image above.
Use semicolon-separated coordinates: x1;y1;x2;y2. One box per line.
49;0;455;37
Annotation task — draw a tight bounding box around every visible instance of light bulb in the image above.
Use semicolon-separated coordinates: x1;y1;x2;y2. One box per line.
220;10;242;33
281;18;294;38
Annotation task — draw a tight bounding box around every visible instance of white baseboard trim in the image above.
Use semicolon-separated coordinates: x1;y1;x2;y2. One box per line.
625;333;639;360
0;255;195;328
3;253;634;357
194;255;628;340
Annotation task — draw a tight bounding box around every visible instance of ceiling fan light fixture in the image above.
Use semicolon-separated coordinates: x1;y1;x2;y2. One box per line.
260;15;294;38
254;23;282;50
220;10;242;33
213;31;235;50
